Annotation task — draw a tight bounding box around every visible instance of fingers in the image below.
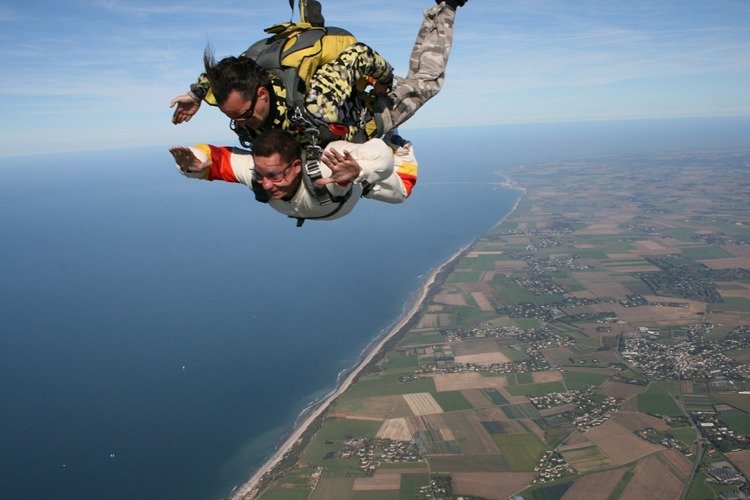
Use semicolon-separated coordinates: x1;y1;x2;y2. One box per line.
170;95;199;124
169;147;207;173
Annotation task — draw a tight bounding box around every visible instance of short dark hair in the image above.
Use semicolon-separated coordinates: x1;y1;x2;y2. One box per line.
203;46;271;105
251;129;302;164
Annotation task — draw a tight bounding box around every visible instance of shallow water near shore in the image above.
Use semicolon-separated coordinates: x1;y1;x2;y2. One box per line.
2;118;750;499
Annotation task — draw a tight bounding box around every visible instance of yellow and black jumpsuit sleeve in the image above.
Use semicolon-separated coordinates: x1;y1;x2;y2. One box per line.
304;43;392;125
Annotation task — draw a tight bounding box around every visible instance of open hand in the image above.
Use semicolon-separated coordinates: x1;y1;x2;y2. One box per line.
170;94;201;124
317;148;361;185
169;146;211;173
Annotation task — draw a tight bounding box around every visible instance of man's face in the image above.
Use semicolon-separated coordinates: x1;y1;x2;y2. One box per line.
252;153;302;200
220;87;271;130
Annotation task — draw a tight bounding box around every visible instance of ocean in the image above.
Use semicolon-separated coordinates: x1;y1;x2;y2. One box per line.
2;118;749;499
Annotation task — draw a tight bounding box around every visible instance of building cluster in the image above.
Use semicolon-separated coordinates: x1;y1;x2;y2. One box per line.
634;427;693;455
528;387;621;431
427;474;452;499
561;388;621;431
440;323;528;342
528;389;580;410
513;275;568;296
340;438;422;473
498;296;609;322
619;294;649;308
428;326;580;374
692;413;749;453
532;451;575;483
621;324;750;381
618;221;658;234
705;461;745;485
635;255;723;303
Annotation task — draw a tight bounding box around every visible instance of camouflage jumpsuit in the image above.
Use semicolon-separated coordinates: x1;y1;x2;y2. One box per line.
306;2;456;136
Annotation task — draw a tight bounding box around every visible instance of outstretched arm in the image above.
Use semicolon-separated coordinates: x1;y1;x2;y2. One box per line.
169;144;255;185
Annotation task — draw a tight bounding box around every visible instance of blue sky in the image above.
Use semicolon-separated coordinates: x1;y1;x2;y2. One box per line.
1;0;749;156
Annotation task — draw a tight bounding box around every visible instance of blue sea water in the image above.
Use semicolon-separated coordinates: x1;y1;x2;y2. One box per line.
2;118;749;499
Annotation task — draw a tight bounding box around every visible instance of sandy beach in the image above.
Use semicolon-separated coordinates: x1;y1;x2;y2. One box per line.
230;243;467;499
231;186;525;499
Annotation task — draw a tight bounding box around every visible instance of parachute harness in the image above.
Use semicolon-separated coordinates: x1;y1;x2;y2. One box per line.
289;106;351;227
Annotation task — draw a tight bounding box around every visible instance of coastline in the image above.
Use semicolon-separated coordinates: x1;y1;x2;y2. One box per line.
231;185;525;500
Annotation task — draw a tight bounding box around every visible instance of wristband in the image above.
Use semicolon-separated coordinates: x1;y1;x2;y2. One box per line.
189;83;207;101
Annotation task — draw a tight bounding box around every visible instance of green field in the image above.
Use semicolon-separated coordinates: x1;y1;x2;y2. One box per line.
398;473;430;500
719;410;750;435
396;331;446;348
669;427;697;446
309;477;354;500
352;490;400;500
714;393;750;412
381;350;420;371
302;419;382;469
492;433;547;471
446;305;498;327
607;470;634;500
482;388;509;406
494;279;565;305
636;393;682;416
515;318;542;329
562;445;616;473
502;403;541;420
523;481;574;500
679;246;733;260
447;271;484;283
462;254;504;271
432;391;473;412
685;470;719;500
263;486;311;500
571;333;602;349
563;371;610;391
515;371;534;385
262;470;316;500
344;373;436;399
709;297;750;312
506;381;566;397
500;345;532;361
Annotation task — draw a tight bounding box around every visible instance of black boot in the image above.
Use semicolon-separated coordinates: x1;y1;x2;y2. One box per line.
304;0;325;26
435;0;467;8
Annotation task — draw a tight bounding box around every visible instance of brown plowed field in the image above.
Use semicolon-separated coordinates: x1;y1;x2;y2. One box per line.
403;393;443;416
531;370;563;383
375;418;412;441
656;449;692;481
453;339;506;356
727;450;750;477
621;452;685;500
471;292;495;311
335;394;413;419
562;467;629;500
612;411;669;432
427;454;510;473
455;352;512;365
433;293;467;306
452;472;533;500
352;472;401;491
586;419;664;464
442;411;499;455
433;372;508;392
